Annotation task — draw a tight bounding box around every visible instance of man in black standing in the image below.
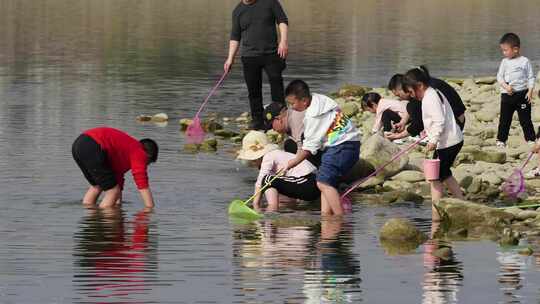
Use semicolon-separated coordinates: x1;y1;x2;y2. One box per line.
224;0;289;130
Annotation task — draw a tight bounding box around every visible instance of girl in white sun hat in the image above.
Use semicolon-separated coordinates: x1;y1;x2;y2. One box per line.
238;130;320;212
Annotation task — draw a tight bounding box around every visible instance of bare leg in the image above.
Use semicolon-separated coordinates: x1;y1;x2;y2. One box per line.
317;182;343;216
320;191;332;216
430;181;444;221
443;177;464;199
264;188;280;212
83;186;102;206
99;185;121;209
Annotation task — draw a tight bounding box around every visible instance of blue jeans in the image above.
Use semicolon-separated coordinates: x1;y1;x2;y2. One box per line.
317;141;360;188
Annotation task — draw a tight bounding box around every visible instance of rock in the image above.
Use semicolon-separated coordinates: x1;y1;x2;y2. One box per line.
475;109;498;122
214;129;239;139
337;84;368;98
471;150;506;164
499;234;519;246
381;191;424;204
458;175;474;189
466;176;483;194
201;120;223;132
516;210;539;221
462;78;476;91
481;172;503;185
151;113;168;122
341;102;360;117
360;134;408;179
179;118;193;131
475;76;497;85
391;170;425;182
518;246;534;256
461;145;481;153
183;143;200;152
503;207;523;217
137;115;152;122
432;247;453;261
380;218;427;242
463;136;484;147
436;198;515;238
199;138;218;152
525;179;540;189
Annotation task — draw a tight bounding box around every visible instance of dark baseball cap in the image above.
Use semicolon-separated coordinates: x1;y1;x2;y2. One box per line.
263;102;286;130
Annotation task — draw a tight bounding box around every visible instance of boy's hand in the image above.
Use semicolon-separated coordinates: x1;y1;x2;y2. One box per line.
505;84;513;95
526;91;533;103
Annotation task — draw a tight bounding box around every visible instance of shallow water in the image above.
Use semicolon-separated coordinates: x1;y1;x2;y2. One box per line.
1;0;540;303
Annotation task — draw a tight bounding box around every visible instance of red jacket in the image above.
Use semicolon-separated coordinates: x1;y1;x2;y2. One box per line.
84;127;149;190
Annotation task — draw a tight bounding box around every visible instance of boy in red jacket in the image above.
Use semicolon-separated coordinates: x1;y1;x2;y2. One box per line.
72;127;158;209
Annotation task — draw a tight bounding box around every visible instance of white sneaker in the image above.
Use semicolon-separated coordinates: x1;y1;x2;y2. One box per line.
496;141;506;148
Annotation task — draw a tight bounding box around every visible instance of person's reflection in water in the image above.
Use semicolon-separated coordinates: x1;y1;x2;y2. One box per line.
497;240;529;303
422;221;464;304
303;217;361;303
73;207;157;301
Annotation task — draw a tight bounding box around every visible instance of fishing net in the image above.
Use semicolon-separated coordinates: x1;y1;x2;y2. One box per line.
502;169;525;198
185;117;206;144
228;199;263;220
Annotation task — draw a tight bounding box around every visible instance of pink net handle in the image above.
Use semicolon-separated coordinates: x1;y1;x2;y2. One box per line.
340;135;427;199
194;72;228;119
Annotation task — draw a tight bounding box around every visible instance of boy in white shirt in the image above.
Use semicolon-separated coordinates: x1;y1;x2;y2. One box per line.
281;80;361;216
496;32;536;147
237;131;319;212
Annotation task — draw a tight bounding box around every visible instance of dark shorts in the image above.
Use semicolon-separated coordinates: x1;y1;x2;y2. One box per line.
433;141;463;182
263;173;320;201
318;141;360;188
72;134;117;191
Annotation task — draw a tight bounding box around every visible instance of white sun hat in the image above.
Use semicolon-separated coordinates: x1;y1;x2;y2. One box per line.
237;131;278;160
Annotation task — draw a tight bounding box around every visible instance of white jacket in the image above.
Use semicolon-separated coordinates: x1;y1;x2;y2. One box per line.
302;93;360;155
422;87;463;149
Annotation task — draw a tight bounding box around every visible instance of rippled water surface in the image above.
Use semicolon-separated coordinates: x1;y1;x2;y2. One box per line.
2;0;540;303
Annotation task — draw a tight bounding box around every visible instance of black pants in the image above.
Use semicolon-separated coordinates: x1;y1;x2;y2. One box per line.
497;90;535;142
263;173;320;201
241;54;286;128
381;109;402;132
433;141;463;182
283;138;322;168
72;134;117;191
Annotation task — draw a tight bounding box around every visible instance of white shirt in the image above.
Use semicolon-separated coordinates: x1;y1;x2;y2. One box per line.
256;150;316;187
422;87;463;149
497;56;535;94
302;93;360;155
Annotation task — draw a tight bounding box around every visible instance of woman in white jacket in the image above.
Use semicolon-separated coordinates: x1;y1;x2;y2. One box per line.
404;68;465;220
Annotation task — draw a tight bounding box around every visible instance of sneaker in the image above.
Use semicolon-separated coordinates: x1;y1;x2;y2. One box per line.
496;141;506;148
525;167;540;178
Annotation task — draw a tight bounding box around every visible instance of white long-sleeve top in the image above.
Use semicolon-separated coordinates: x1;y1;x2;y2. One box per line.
422;87;463;149
255;150;316;187
371;98;408;133
497;56;535;94
302;93;360;155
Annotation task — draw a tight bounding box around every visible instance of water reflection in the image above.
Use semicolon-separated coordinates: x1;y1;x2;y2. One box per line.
72;208;157;303
231;216;361;303
497;246;528;304
422;222;463;304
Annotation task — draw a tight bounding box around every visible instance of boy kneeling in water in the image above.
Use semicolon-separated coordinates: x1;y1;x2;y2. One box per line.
72;127;158;209
238;131;319;212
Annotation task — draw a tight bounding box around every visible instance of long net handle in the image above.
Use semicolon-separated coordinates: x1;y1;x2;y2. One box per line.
340;135;427;198
194;72;228;119
244;170;285;206
520;151;534;170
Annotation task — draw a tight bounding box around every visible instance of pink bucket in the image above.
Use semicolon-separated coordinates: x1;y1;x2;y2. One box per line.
423;159;440;181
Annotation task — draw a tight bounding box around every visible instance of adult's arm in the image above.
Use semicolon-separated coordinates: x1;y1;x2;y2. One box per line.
225;10;242;73
272;0;289;59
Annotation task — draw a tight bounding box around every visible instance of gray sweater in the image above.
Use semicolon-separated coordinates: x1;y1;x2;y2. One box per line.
497;56;535;94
